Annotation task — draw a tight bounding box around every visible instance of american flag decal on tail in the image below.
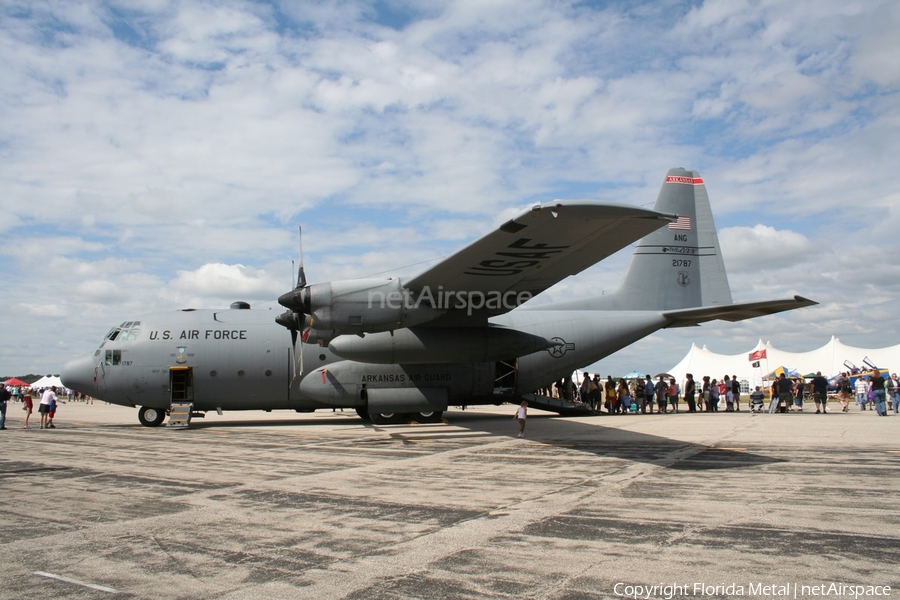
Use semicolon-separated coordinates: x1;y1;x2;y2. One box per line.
668;216;691;230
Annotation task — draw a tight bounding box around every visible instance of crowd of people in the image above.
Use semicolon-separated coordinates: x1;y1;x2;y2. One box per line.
767;370;899;416
847;371;898;416
540;370;900;416
5;370;898;432
0;385;91;430
541;373;745;414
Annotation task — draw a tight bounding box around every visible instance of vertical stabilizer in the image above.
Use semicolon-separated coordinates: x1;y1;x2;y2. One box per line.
613;168;733;310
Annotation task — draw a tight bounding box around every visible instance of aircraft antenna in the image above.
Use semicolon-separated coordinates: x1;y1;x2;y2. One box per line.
362;254;447;278
293;226;306;379
296;225;307;289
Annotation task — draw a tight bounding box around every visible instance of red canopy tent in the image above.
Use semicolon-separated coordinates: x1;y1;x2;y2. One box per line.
3;378;31;387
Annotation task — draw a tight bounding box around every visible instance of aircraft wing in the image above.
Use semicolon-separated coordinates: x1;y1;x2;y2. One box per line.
405;201;674;313
662;296;818;328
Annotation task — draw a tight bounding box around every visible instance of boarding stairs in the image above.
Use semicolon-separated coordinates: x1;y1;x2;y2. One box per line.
167;402;194;427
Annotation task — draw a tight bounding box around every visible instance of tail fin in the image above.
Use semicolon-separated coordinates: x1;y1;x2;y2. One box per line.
530;167;815;319
611;167;733;310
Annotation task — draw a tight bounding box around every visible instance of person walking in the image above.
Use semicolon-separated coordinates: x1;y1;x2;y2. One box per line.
605;376;618;414
811;371;829;414
22;389;34;428
643;375;655;414
837;373;851;412
580;374;592;409
591;374;602;412
709;378;720;412
776;374;794;413
46;391;66;428
0;385;10;430
667;377;679;412
838;373;853;412
732;376;741;412
871;372;888;416
562;376;575;403
39;386;59;429
855;377;868;411
684;373;696;412
891;373;900;414
513;401;528;437
655;376;669;413
617;378;632;413
793;378;804;411
702;375;711;411
723;375;734;411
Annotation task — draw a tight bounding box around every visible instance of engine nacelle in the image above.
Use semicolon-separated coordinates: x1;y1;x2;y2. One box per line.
279;278;445;336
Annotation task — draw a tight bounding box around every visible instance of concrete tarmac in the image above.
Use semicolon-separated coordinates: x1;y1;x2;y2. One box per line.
1;401;898;600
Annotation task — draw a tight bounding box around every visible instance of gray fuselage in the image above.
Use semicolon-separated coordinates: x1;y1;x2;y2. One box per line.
60;304;665;413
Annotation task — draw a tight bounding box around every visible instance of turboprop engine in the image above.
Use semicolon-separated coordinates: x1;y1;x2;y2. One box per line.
278;278;445;338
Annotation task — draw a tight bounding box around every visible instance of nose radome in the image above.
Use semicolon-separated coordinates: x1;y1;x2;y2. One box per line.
61;355;98;395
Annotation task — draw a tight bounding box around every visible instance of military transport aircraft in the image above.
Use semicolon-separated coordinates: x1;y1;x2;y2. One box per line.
61;168;816;426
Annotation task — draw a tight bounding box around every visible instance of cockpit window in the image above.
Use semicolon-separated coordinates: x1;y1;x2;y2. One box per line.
104;321;141;343
122;321;141;341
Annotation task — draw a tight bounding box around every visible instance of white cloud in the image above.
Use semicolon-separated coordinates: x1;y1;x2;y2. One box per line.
719;224;814;273
15;303;69;319
170;263;282;299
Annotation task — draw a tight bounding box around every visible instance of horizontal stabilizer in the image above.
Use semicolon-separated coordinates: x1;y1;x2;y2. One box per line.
662;296;818;328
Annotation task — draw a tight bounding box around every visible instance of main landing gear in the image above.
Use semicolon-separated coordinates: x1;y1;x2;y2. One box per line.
357;410;444;424
138;406;166;427
409;410;443;424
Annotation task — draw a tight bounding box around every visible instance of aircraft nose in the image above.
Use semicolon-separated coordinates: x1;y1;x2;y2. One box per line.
61;355;98;395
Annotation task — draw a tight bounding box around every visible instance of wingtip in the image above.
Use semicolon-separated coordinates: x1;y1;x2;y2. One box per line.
793;295;819;306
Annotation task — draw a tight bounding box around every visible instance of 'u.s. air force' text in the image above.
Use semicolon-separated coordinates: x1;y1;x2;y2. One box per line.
149;329;248;340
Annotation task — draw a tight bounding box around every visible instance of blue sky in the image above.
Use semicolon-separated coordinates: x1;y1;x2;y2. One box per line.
1;0;899;377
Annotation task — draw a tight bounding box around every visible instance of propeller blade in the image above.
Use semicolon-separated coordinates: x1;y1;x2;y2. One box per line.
298;330;304;376
277;225;311;345
289;328;298;381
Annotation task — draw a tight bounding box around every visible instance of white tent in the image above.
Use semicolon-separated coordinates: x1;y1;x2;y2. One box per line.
29;375;63;389
667;336;900;389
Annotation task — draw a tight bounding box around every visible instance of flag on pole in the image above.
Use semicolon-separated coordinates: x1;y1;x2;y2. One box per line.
749;349;767;361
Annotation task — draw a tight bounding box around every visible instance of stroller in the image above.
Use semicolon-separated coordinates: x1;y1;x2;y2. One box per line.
621;395;639;413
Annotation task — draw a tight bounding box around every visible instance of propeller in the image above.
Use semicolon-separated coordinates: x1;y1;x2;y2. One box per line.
276;226;310;379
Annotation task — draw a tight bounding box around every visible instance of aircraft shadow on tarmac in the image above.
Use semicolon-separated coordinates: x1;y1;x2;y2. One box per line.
436;411;783;471
107;409;784;472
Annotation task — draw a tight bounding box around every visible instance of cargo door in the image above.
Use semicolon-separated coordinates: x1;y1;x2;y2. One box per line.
169;366;194;404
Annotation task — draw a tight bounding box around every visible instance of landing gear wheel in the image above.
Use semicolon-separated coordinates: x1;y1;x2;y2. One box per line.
138;406;166;427
410;410;443;423
369;412;397;425
356;408;371;421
